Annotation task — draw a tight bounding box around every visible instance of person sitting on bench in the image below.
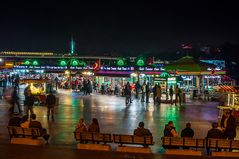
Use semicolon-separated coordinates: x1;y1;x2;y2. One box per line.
29;114;50;143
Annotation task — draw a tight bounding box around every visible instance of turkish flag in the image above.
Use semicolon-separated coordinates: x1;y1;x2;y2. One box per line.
93;59;100;71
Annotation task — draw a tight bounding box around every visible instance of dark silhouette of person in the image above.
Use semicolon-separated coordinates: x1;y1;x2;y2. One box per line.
134;122;152;136
145;83;150;103
8;113;21;127
46;91;56;121
206;122;226;155
9;87;22;113
181;122;194;137
221;111;237;140
88;118;100;133
29;114;50;142
152;84;157;104
135;81;141;99
164;121;178;137
24;90;35;116
169;86;174;105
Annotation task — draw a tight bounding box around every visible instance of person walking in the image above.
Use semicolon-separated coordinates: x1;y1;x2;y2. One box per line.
174;85;181;106
156;85;162;105
10;87;22;113
46;91;56;121
145;82;150;103
135;81;141;99
141;81;146;102
169;86;174;105
25;90;35;117
152;84;157;104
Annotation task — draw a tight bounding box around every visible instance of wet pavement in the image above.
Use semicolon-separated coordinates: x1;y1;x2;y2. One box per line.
0;87;238;154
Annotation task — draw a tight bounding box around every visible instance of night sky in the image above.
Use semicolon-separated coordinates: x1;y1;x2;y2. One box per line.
0;0;239;56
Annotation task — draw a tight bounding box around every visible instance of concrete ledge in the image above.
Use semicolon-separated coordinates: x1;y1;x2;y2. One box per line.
77;144;111;151
211;151;239;157
165;149;202;156
11;138;44;146
116;146;152;153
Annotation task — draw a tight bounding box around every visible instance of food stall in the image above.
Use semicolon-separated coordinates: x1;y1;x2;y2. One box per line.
20;79;48;105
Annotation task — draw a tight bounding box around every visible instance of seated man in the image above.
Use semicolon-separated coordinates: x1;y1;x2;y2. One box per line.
181;122;194;138
206;122;226;155
29;114;50;142
8;113;21;127
134;122;152;136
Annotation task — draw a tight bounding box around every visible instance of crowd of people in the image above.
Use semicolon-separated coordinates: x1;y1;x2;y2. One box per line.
124;81;183;106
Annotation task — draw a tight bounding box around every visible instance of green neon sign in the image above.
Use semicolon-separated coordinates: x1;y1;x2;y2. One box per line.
60;60;67;66
117;59;125;66
32;60;39;65
137;59;145;66
70;59;79;66
24;60;31;65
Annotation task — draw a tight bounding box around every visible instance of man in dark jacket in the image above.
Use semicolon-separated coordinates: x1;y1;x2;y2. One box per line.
25;90;35;116
46;91;56;121
8;113;21;126
206;122;225;155
134;122;152;136
181;122;194;137
29;114;50;142
221;111;237;139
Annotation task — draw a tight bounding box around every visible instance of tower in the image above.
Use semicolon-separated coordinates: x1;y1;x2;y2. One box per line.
70;36;76;55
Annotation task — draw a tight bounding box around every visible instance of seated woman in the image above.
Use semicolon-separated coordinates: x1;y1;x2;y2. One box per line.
75;118;87;132
88;118;100;133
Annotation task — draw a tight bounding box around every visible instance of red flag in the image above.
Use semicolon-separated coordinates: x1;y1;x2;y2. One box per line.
181;43;193;49
93;59;100;71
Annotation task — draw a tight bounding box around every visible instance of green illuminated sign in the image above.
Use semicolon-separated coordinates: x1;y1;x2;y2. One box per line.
32;60;39;65
24;60;31;65
70;59;79;66
117;59;125;66
137;59;145;66
60;60;67;66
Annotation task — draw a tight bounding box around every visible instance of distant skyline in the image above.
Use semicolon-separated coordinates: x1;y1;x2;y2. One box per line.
0;1;239;56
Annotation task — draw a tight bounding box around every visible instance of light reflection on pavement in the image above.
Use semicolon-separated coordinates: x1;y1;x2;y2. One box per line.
0;88;238;153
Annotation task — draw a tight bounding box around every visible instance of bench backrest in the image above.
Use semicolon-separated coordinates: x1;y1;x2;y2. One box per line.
7;126;41;138
113;134;154;146
207;138;239;149
162;137;205;148
74;132;112;143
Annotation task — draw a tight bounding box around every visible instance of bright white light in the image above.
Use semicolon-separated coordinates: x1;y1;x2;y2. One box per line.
207;68;212;71
0;58;2;62
140;74;145;77
130;73;138;77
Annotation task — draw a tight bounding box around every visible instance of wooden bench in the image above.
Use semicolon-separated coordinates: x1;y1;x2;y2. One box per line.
74;132;112;151
162;137;205;156
113;134;154;153
211;151;239;157
7;126;44;146
207;138;239;153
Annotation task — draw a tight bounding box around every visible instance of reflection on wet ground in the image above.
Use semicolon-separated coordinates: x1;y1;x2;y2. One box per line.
0;88;238;153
